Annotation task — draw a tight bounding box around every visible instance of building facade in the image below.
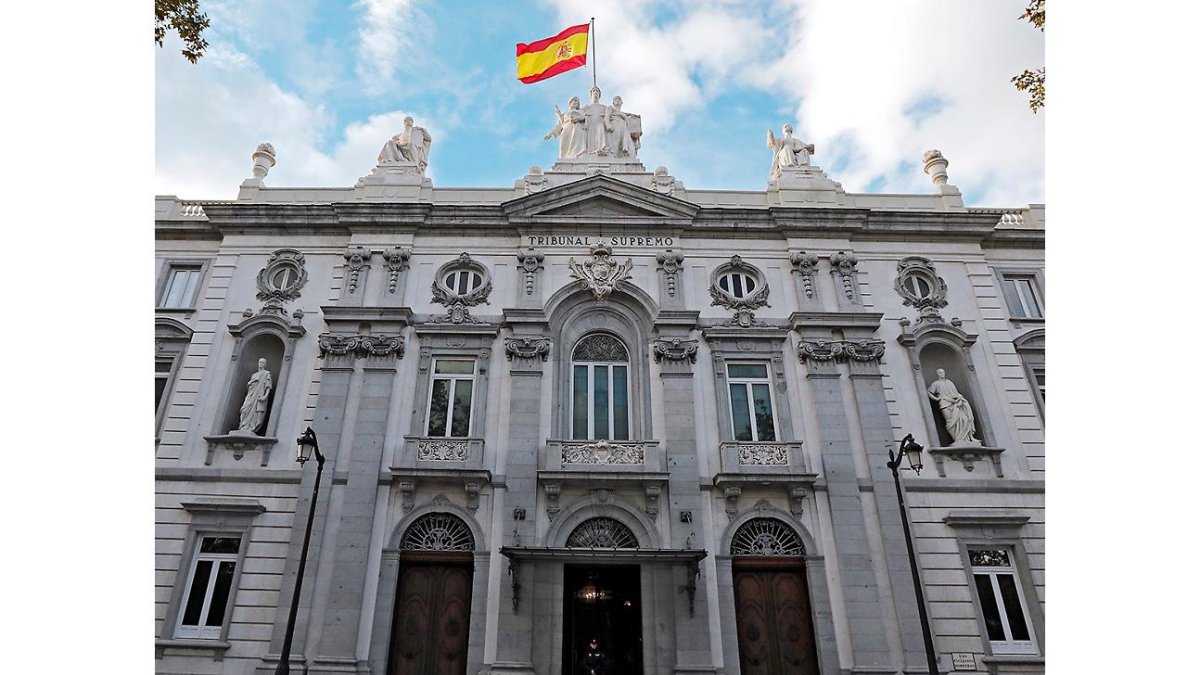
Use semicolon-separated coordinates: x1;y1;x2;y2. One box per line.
155;105;1045;675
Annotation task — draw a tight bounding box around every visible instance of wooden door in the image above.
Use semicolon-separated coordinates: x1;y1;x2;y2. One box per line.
733;561;819;675
389;559;473;675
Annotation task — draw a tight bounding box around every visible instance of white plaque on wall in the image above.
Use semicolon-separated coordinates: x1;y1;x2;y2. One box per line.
950;653;978;671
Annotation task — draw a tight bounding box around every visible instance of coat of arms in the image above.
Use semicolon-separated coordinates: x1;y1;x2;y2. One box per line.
568;244;633;301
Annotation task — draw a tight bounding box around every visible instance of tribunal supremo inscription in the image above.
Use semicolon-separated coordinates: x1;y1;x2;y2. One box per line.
525;235;674;247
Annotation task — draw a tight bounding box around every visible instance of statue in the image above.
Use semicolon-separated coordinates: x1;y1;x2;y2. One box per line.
582;86;609;155
767;124;815;180
604;95;640;158
927;368;978;445
544;96;587;158
378;116;432;171
236;358;273;435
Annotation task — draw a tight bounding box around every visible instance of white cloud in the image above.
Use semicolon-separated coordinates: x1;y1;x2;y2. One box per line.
354;0;426;97
155;35;430;198
543;0;1044;205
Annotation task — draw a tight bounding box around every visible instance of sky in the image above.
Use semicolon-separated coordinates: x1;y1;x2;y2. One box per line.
156;0;1045;207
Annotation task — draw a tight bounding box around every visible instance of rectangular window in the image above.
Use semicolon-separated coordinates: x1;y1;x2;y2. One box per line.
1031;366;1045;402
160;265;203;309
175;536;241;639
726;363;776;442
1000;275;1043;319
969;548;1037;655
426;359;475;437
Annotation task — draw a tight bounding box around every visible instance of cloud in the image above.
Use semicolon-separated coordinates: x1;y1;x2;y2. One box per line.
155;35;429;197
354;0;427;97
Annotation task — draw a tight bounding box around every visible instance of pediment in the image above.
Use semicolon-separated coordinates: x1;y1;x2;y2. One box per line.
502;174;698;222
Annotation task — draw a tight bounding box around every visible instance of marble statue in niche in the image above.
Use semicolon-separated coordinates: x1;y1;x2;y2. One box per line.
928;368;978;445
234;358;273;435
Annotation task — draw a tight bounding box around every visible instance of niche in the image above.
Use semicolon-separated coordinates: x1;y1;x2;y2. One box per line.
918;342;987;448
221;334;285;435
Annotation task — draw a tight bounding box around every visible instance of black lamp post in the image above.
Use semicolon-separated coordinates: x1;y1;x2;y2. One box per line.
275;427;326;675
887;433;940;675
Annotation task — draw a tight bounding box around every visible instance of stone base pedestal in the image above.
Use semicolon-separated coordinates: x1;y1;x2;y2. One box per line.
767;164;845;206
353;163;432;201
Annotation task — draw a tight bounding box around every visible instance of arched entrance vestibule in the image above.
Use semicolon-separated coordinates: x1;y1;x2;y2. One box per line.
715;508;835;675
367;502;489;675
500;499;704;675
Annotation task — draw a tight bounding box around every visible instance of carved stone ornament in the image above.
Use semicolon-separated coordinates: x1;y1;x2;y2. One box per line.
568;244;633;301
651;338;698;363
895;256;949;324
790;251;820;299
561;441;645;465
383;246;411;294
652;166;676;195
344;246;371;294
736;443;789;466
516;247;545;297
317;333;405;359
829;251;859;301
430;252;493;324
796;339;886;363
417;439;470;461
656;249;685;298
709;256;771;328
504;336;552;361
256;249;308;314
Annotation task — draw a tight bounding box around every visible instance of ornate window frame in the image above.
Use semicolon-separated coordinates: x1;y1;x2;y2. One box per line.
708;256;771;327
549;295;654;442
430;252;493;324
256;248;308;315
894;256;949;324
729;517;806;556
400;327;496;470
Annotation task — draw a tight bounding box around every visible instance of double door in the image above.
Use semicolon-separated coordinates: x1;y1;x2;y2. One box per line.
732;559;820;675
389;556;473;675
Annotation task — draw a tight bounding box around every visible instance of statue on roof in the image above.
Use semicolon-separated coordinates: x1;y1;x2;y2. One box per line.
378;116;432;172
544;89;641;161
767;124;815;180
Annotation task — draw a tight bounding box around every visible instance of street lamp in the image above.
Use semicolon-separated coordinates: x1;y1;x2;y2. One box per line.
275;427;326;675
887;433;941;675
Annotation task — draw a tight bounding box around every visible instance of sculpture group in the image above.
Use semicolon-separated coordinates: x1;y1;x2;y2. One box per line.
357;102;840;185
544;87;642;160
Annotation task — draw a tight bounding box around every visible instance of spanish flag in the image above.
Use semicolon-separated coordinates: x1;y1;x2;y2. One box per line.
516;23;589;84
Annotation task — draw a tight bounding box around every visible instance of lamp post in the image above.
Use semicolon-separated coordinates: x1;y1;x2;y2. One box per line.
887;433;941;675
275;427;326;675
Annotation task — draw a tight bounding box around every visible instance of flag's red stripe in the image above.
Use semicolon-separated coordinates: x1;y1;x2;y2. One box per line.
518;54;587;84
515;23;589;57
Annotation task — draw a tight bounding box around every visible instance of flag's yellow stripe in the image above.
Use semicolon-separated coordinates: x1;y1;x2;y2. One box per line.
516;33;589;79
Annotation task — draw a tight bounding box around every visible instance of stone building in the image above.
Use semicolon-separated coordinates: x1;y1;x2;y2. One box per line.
155;102;1045;675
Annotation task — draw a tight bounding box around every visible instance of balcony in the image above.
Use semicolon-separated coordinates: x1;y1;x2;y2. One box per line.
390;436;490;513
711;441;816;520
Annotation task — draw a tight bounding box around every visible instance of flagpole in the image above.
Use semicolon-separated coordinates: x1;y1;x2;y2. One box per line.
590;17;597;89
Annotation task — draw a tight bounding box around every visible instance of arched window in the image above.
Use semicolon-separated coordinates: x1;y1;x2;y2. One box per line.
400;513;475;552
717;269;759;299
566;517;639;549
730;518;805;556
571;334;630;440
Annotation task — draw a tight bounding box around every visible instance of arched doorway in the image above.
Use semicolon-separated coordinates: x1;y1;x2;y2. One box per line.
388;513;476;675
562;517;644;675
730;518;820;675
